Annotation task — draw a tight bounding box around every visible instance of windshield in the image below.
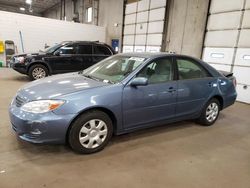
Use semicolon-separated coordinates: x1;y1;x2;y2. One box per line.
82;55;147;84
44;43;64;53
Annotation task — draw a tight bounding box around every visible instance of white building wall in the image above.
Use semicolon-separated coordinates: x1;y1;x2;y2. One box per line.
0;10;105;66
202;0;250;104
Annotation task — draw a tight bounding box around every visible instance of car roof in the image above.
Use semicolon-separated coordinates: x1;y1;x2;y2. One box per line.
118;52;187;59
64;41;107;45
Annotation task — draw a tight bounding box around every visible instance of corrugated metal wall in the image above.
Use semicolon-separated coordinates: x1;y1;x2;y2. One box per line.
203;0;250;103
122;0;167;53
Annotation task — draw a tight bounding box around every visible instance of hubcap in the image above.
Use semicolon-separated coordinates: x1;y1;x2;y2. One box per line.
79;119;108;149
206;102;219;122
32;67;46;79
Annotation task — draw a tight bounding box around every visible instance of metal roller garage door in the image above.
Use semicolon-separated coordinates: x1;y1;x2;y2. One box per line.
122;0;166;53
202;0;250;103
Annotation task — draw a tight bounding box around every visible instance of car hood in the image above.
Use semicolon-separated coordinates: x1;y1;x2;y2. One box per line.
17;73;109;101
13;52;46;58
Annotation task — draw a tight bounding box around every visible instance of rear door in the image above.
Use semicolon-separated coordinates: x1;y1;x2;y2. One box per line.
92;45;113;64
175;57;217;117
75;44;93;69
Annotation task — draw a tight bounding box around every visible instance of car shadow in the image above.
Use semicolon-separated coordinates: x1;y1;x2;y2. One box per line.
14;120;200;165
5;75;30;82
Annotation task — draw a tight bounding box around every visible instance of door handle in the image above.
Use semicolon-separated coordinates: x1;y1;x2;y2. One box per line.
167;87;176;93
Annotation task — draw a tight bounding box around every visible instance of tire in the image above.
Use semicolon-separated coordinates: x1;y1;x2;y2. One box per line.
68;110;113;154
28;64;48;80
197;98;220;126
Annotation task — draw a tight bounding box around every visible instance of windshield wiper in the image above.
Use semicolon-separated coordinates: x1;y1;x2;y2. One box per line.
83;74;103;82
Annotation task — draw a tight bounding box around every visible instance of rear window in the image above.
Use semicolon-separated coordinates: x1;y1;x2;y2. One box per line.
94;45;112;55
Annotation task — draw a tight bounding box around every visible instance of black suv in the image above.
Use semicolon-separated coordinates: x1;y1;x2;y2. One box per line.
10;41;115;80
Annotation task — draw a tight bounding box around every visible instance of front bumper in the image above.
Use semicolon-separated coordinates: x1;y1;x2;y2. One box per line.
11;63;27;74
9;103;76;144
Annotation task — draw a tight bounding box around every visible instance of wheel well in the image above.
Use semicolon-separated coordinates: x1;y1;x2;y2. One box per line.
66;107;117;143
212;95;224;110
28;62;50;74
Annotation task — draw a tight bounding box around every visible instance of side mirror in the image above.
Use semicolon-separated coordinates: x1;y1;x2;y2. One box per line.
130;77;148;87
54;51;60;56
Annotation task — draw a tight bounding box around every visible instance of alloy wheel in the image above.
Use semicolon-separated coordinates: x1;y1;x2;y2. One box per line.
206;102;219;122
32;67;46;79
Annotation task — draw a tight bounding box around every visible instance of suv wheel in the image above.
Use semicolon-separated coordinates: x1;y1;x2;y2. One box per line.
28;64;48;80
68;110;113;154
197;98;220;126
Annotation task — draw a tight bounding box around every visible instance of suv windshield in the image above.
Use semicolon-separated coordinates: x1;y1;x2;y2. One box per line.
82;55;147;84
44;43;64;53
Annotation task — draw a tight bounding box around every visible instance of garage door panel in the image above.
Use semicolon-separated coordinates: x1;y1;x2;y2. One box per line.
146;34;163;46
136;11;149;23
123;35;135;45
149;8;165;21
203;0;250;103
150;0;166;9
138;0;150;12
148;21;164;34
135;35;147;45
125;3;137;14
232;66;250;85
134;46;146;52
235;48;250;66
146;46;161;52
204;30;238;47
136;23;148;34
125;14;136;24
242;10;250;28
238;29;250;47
236;84;250;103
246;0;250;9
124;24;135;35
207;12;241;30
208;63;231;72
203;47;234;65
123;45;134;53
210;0;244;14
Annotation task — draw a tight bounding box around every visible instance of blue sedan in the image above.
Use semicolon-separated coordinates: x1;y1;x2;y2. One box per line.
9;53;237;153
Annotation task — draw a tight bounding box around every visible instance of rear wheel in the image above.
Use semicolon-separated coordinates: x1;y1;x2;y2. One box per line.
28;64;48;80
197;98;220;126
68;110;113;154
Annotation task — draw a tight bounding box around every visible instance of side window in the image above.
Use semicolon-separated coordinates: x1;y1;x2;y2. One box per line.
137;58;173;84
177;58;210;80
94;45;112;55
58;45;76;55
76;45;92;54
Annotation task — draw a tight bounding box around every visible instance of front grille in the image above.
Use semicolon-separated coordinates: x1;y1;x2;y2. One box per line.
15;95;25;107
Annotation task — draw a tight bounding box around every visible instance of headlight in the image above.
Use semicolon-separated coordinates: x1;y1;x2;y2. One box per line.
16;57;25;63
21;100;65;113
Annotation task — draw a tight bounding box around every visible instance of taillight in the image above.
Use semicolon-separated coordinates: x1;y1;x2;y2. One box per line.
233;78;237;88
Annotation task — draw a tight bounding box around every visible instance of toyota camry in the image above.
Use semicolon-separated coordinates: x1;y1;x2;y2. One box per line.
9;53;237;154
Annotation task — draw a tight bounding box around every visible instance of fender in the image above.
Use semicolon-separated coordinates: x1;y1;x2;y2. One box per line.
27;60;52;75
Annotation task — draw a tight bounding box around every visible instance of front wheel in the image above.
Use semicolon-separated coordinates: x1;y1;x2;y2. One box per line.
28;64;48;80
68;110;113;154
197;98;220;126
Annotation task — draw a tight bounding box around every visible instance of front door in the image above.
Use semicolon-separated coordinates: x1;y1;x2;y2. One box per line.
122;57;177;129
47;44;81;73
